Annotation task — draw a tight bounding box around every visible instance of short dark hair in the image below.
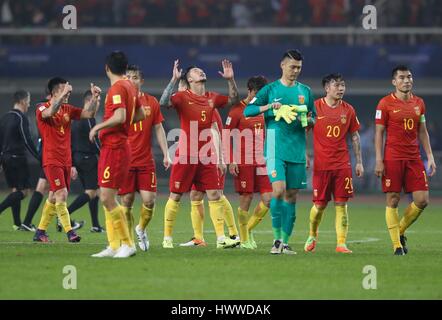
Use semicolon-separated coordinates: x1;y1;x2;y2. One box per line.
127;64;144;79
282;49;303;61
392;65;411;78
105;51;128;75
83;90;93;102
181;65;198;86
322;73;344;87
13;90;30;104
247;76;268;92
47;77;67;95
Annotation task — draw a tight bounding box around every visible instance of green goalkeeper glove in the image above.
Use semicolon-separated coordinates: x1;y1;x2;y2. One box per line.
289;104;308;127
273;105;298;124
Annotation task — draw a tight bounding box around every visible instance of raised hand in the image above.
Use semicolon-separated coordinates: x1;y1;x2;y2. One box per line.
172;59;182;81
218;59;234;80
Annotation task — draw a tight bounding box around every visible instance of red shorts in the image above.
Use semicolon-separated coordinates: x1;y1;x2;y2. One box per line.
170;162;220;193
191;172;225;192
44;165;71;192
312;168;353;205
382;159;428;193
118;162;157;195
234;165;272;194
98;145;130;189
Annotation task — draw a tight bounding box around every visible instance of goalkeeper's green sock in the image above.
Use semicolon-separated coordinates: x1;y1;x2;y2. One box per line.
282;201;296;244
270;198;283;240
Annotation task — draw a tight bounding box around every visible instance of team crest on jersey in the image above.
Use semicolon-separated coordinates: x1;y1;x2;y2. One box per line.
241;181;247;188
271;170;277;178
314;189;318;197
385;179;391;187
175;181;181;189
414;106;420;116
144;106;151;116
298;95;305;104
341;115;347;124
208;99;214;109
63;113;70;123
55;179;61;186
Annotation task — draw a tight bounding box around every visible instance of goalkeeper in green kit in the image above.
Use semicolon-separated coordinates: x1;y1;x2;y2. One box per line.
244;49;316;254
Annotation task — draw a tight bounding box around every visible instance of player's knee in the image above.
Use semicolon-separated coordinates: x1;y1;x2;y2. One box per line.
190;190;204;201
414;198;428;209
143;199;155;208
387;193;400;207
85;189;97;199
169;193;182;202
272;189;284;199
206;190;221;201
54;189;68;203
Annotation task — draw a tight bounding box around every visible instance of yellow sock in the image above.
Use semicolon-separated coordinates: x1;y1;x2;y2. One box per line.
221;195;238;237
209;199;225;239
139;204;154;230
238;207;249;242
37;200;57;231
400;202;424;235
386;207;401;249
104;207;120;250
55;202;72;233
164;198;180;238
309;205;325;237
108;205;132;246
335;205;349;246
191;200;204;240
122;206;134;244
247;201;269;231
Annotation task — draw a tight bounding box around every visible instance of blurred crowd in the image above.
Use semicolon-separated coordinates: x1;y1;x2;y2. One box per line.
1;0;441;28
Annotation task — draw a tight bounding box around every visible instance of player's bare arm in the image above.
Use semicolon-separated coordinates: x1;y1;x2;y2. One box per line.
212;121;226;175
154;123;171;169
218;59;240;107
418;121;437;177
374;124;385;177
89;108;126;142
42;83;72;118
81;83;102;119
351;131;364;177
132;106;146;123
159;59;182;108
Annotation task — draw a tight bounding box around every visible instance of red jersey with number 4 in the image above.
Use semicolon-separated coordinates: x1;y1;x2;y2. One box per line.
36;102;83;167
225;100;265;166
170;90;228;159
375;93;425;161
99;79;141;148
128;92;164;167
313;98;360;171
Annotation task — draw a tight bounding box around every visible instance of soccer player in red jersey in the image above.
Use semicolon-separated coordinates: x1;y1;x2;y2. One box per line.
33;77;101;243
375;65;436;255
89;51;145;258
226;76;273;249
175;79;240;248
159;59;240;249
118;65;171;252
304;74;364;254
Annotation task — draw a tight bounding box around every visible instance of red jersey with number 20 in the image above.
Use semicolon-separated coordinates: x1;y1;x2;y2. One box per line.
375;93;425;161
36;102;83;167
313;98;360;171
99;79;141;148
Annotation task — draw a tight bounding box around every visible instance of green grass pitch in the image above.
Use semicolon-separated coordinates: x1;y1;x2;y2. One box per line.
0;193;441;299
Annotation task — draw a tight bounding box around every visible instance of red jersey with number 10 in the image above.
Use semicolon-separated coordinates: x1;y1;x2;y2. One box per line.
128;92;164;167
375;93;425;161
36;102;83;167
99;79;141;148
313;98;360;171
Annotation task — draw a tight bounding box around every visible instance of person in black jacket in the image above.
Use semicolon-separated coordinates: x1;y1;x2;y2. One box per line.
0;90;40;229
67;90;103;232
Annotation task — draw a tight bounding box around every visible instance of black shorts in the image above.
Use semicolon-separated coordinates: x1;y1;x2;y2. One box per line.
39;167;47;180
73;153;98;190
1;154;31;190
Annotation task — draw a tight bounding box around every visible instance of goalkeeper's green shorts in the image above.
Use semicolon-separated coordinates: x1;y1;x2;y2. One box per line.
266;158;307;189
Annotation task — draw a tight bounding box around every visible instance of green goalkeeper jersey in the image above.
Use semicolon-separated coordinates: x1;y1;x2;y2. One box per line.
244;79;316;163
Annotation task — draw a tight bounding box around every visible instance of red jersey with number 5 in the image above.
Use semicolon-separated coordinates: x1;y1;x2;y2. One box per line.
99;79;141;148
170;89;228;159
375;93;425;161
128;92;164;167
36;102;83;167
313;98;360;171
